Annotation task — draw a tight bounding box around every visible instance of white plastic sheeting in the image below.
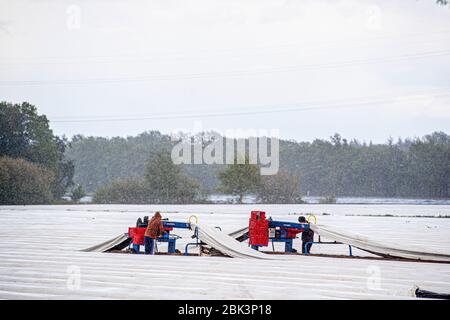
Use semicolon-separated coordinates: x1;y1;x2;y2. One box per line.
311;224;450;262
228;226;248;240
1;206;449;299
196;223;280;260
81;233;130;252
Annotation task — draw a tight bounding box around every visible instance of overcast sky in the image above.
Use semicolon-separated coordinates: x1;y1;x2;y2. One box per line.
1;0;450;142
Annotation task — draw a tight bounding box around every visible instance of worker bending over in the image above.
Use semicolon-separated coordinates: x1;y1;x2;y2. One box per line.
144;211;165;255
298;216;314;254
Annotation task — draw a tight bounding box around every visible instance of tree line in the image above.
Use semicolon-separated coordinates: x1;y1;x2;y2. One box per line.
94;151;200;204
278;133;450;198
67;131;450;200
93;151;303;204
1;102;449;204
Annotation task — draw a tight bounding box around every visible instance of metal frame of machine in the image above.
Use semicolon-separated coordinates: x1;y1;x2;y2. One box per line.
303;240;353;256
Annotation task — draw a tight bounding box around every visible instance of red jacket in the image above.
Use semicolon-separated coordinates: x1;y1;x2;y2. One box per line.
144;213;165;239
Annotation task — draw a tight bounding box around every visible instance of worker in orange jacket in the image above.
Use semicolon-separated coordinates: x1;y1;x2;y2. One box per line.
144;212;165;255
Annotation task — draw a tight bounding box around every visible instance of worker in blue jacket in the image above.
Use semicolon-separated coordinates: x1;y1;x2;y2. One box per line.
298;216;314;254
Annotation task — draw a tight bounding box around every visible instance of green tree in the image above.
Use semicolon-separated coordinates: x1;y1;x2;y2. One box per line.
0;157;55;205
145;151;200;203
0;102;74;198
93;151;200;204
409;132;450;198
258;171;303;204
93;179;150;204
218;156;260;203
71;185;86;203
66;132;172;192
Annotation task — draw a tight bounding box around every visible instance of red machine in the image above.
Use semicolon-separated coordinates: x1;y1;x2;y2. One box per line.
248;211;269;246
128;227;146;246
128;224;175;246
248;211;308;252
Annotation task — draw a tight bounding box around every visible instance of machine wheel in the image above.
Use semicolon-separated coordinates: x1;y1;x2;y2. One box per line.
136;216;150;227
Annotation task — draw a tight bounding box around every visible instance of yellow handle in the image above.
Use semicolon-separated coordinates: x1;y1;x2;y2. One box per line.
188;215;198;225
307;214;317;224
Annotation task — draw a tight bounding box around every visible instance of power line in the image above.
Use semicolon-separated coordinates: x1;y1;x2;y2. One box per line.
1;28;450;64
49;90;450;123
1;49;449;86
50;88;450;120
0;33;449;68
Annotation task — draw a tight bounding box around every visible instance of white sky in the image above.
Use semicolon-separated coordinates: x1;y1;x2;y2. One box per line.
1;0;450;142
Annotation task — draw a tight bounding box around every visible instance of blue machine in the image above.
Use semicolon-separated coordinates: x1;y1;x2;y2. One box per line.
159;221;191;253
131;218;192;254
266;219;310;253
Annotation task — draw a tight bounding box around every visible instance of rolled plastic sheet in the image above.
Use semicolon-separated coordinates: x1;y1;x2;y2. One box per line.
81;233;130;252
311;224;450;263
